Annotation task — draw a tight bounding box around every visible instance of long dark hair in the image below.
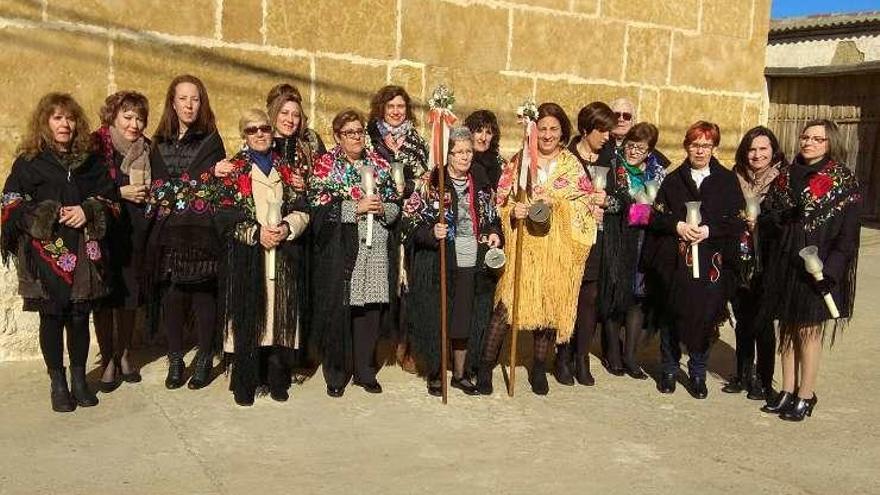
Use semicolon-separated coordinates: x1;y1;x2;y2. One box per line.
734;126;784;184
153;74;216;142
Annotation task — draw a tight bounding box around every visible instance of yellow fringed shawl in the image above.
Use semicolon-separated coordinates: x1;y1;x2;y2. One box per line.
493;149;596;343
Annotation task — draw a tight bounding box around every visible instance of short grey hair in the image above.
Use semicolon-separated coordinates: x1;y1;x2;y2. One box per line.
447;126;473;154
609;97;636;117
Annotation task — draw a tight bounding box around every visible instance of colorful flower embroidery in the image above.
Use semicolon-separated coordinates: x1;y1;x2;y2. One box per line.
1;192;29;224
308;147;399;207
213;151;301;218
85;240;102;261
31;238;75;284
58;252;77;272
798;160;861;231
808;173;833;199
146;170;215;219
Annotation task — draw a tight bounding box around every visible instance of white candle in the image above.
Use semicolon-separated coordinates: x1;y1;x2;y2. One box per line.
266;195;282;280
645;180;660;203
361;166;376;247
591;166;609;192
798;245;840;319
745;195;761;221
685;201;702;279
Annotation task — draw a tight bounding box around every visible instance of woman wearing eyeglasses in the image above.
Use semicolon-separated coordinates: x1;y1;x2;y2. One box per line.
309;109;401;398
644;121;745;399
213;109;310;406
758;120;860;421
598;122;666;381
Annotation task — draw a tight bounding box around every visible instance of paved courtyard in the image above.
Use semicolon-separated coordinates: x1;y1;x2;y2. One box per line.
1;229;878;495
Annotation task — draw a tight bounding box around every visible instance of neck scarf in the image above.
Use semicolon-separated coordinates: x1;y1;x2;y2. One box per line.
247;148;274;176
109;125;151;185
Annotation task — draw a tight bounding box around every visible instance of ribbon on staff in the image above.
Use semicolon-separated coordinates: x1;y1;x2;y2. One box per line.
517;120;539;193
427;108;458;170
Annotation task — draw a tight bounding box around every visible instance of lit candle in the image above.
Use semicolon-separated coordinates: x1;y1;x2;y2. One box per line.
685;201;702;279
798;245;840;318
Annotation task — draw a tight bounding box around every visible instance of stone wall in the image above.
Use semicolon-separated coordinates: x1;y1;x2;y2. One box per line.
0;0;770;360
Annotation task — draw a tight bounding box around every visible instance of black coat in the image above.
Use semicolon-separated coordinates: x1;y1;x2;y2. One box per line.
643;158;745;351
1;150;118;312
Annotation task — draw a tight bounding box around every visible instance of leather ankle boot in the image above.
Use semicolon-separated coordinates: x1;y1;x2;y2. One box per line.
476;361;494;395
761;390;796;414
187;351;214;390
267;349;291;402
69;366;98;407
165;352;186;389
554;344;574;386
780;394;817;421
529;360;549;395
574;356;595;386
48;368;75;413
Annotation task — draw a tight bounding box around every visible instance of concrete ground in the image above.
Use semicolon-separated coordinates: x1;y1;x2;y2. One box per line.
1;229;879;495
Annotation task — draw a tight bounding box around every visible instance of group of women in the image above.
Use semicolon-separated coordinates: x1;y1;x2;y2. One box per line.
0;75;861;423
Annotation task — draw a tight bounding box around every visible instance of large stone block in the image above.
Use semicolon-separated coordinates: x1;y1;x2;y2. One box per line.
669;33;764;93
570;0;600;14
47;0;217;38
312;59;387;140
510;12;625;81
625;26;672;86
638;87;660;125
0;264;41;361
266;0;395;60
388;64;424;101
113;38;312;153
505;0;569;11
742;97;763;130
0;0;43;21
0;130;23;183
657;89;745;162
701;0;753;39
535;79;639;125
400;0;508;72
222;0;263;44
0;26;109;151
424;68;534;154
603;0;700;31
751;0;772;42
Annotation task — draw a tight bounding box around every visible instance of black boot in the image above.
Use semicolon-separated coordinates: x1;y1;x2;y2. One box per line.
761;390;796;414
230;369;255;407
688;375;708;399
165;352;186;389
187;352;214;390
529;360;549;395
69;366;98;407
476;361;494;395
658;372;676;394
553;344;574;386
574;356;595;386
48;368;75;413
267;348;291;402
746;375;767;401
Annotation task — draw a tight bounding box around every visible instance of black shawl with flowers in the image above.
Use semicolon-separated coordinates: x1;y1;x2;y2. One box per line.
366;119;429;198
214;150;309;389
2;151;119;312
759;157;861;340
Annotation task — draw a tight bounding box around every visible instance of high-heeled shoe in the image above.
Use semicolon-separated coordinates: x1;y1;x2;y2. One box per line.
574;358;595;386
97;359;121;393
119;355;142;383
780;394;817;421
761;390;796;414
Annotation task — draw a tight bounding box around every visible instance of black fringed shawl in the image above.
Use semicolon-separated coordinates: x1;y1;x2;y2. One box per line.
758;156;861;343
214;150;308;390
400;166;502;375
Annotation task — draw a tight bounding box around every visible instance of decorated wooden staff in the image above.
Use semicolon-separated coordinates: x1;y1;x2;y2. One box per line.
508;99;538;397
427;85;457;404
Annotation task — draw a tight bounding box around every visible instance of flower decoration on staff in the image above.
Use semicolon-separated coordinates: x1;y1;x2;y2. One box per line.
515;99;538;123
427;84;458;171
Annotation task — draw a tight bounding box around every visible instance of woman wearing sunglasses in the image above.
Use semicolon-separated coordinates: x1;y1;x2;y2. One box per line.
213;109;310;406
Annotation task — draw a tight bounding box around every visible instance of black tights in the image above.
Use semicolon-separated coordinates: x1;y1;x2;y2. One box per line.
94;308;137;366
39;307;90;370
481;304;555;366
572;280;599;361
603;303;645;369
162;283;217;355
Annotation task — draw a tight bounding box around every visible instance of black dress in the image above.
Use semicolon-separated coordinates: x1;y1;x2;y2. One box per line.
643;158;745;351
759;156;860;342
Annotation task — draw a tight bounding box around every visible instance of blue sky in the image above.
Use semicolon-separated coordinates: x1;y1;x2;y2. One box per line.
772;0;880;18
